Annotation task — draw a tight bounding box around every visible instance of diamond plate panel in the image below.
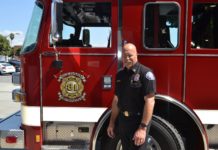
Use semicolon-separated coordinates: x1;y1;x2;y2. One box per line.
43;122;94;143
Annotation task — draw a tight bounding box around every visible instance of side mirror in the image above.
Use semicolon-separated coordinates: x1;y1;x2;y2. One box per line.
82;29;90;47
51;0;63;43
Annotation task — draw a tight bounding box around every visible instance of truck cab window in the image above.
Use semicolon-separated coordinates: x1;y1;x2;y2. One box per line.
21;2;43;53
192;3;218;49
144;3;179;50
50;2;112;48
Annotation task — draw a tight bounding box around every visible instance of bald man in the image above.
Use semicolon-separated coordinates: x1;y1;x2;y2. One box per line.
107;43;156;150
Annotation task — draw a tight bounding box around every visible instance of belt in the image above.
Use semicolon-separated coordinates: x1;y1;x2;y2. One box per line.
121;111;141;117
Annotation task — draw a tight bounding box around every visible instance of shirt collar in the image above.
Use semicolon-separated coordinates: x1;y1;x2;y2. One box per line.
124;62;139;73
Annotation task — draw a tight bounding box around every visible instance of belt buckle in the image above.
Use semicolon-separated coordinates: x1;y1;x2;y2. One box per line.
123;111;129;117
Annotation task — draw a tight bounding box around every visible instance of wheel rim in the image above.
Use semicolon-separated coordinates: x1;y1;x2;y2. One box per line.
115;136;161;150
116;140;122;150
146;136;161;150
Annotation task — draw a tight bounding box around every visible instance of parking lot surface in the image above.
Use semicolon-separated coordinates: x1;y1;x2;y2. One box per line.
0;75;20;120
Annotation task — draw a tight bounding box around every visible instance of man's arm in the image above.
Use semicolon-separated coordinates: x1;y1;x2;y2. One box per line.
107;95;120;138
141;94;155;126
133;94;155;146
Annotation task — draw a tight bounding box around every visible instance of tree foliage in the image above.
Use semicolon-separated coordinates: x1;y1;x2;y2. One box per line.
0;34;11;56
16;48;21;56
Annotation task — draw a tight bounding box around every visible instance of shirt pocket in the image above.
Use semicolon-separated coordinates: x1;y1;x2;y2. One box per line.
130;81;142;88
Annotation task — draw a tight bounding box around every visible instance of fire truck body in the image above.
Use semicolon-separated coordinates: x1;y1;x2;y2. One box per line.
1;0;218;149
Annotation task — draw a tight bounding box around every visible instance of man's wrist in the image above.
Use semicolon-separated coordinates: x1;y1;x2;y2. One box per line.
139;122;148;130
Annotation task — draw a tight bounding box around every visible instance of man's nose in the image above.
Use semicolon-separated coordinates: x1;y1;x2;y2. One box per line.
125;56;130;60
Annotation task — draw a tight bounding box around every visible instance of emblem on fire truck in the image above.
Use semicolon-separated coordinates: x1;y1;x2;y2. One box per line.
58;72;86;102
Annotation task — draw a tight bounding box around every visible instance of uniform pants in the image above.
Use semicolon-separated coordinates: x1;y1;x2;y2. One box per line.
118;114;150;150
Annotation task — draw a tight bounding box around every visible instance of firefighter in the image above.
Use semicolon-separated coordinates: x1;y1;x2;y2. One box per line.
107;43;156;150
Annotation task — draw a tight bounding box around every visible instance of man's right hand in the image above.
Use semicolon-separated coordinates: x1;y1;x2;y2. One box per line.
107;95;119;139
107;124;115;138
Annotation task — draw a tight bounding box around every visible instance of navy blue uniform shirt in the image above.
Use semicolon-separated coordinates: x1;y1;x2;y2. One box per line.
115;62;156;113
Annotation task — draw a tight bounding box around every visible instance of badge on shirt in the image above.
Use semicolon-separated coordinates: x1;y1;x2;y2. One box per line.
145;72;155;80
133;73;140;81
130;73;142;88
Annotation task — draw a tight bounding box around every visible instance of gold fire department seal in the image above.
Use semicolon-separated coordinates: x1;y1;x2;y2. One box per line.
58;72;86;102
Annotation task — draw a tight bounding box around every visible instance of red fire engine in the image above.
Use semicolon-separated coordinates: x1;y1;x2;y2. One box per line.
1;0;218;149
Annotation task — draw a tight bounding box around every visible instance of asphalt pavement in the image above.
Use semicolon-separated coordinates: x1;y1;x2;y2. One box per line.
0;74;20;120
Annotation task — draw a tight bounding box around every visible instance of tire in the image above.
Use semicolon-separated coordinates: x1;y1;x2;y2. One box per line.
147;115;185;150
100;115;185;150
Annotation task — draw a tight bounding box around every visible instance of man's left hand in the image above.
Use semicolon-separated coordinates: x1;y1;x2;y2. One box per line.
132;128;146;146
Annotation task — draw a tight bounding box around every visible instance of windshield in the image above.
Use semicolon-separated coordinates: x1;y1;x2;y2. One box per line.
21;2;43;53
1;63;12;67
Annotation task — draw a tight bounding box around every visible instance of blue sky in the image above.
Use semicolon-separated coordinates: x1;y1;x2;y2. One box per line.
0;0;35;46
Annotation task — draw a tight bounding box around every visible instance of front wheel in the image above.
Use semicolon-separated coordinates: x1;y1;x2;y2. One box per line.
147;115;185;150
100;115;185;150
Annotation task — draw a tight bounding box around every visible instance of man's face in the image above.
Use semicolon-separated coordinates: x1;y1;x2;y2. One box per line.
122;45;138;69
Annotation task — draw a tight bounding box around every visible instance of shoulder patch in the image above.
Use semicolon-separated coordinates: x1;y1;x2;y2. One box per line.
145;72;155;80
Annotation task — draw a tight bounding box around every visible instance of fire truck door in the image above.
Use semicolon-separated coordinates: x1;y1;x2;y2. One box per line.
41;0;118;109
185;1;218;109
122;0;186;101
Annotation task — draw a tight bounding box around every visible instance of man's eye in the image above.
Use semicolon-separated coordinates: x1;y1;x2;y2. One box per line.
126;55;132;58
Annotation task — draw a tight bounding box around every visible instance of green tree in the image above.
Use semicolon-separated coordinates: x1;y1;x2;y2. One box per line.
0;34;11;56
8;47;21;57
9;33;15;42
15;47;21;56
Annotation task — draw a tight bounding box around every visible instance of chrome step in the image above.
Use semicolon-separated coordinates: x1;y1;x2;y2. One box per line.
42;142;89;150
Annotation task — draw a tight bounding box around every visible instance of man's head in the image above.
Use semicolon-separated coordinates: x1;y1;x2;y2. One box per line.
122;43;138;69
